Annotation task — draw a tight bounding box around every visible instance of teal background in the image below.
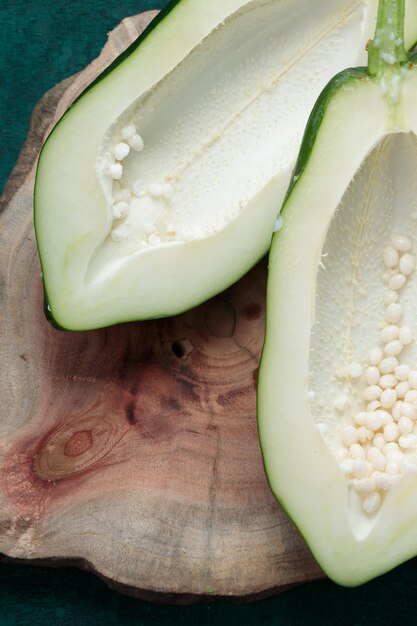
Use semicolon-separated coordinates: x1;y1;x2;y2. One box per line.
2;1;417;623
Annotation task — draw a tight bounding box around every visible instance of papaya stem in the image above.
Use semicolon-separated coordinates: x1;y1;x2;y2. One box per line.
368;0;407;76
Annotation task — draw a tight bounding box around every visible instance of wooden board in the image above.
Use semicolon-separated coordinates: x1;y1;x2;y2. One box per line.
0;11;322;602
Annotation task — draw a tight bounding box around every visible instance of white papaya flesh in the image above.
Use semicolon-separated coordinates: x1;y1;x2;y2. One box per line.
34;0;417;330
259;0;417;586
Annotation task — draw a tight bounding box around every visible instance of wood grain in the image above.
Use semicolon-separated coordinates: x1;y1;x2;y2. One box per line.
0;11;322;602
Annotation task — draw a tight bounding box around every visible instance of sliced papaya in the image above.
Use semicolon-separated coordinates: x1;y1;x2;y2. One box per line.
34;0;412;330
259;0;417;586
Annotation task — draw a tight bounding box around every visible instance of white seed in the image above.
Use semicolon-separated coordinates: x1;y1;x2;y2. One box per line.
111;225;129;242
128;133;144;151
388;273;406;290
395;364;410;381
379;357;398;374
357;426;373;443
307;390;316;402
372;453;387;472
400;401;415;419
350;444;366;460
384;290;399;306
363;385;382;401
354;412;368;426
405;390;417;403
409;371;417;389
392;401;404;420
399;253;415;275
369;347;383;365
380;325;399;343
340;459;354;475
379;373;397;389
380;388;397;409
392;234;412;252
374;471;392;490
366;366;380;385
121;124;136;140
363;491;381;514
399;326;413;345
113;142;130;161
384;442;399;454
387;449;403;462
399;433;417;448
109;163;123;180
352;458;367;478
383;422;399;442
395;381;409;399
148;234;161;246
341;425;358;446
147;183;164;197
132;179;146;197
398;416;414;434
367;401;381;412
354;478;375;494
334;394;350;411
112;201;129;220
335;447;349;462
348;362;363;378
385;303;402;324
386;460;400;475
367;446;383;463
383;244;399;268
365;412;383;431
373;433;386;450
384;339;403;357
111;230;123;243
378;410;393;425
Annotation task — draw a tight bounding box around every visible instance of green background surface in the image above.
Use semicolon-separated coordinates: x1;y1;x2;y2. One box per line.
2;1;417;624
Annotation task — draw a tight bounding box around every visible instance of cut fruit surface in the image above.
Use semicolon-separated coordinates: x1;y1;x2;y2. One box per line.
34;0;414;330
258;0;417;586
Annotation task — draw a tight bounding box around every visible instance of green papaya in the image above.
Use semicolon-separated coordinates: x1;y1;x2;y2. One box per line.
34;0;414;330
259;0;417;586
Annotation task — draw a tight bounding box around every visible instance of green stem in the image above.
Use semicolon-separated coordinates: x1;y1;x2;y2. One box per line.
368;0;407;76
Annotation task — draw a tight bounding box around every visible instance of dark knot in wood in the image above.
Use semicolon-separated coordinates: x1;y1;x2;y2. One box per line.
33;412;126;482
63;430;94;457
205;300;236;338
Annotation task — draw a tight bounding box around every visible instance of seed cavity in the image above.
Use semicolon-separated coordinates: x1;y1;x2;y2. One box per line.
311;235;417;515
103;123;232;246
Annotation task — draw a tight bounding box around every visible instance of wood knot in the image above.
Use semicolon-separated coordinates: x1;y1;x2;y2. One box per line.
205;300;236;338
63;430;93;457
33;413;125;482
171;339;194;360
244;302;262;321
